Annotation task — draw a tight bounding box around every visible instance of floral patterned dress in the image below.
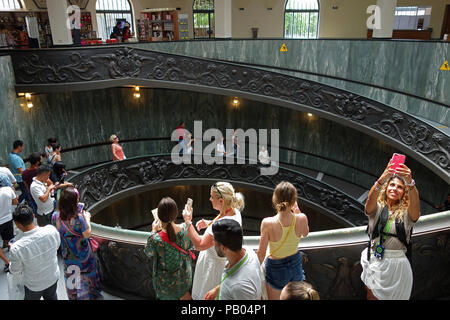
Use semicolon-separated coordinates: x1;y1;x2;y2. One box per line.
144;223;193;300
52;212;103;300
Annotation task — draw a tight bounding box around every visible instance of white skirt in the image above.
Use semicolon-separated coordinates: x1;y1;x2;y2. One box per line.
360;248;413;300
191;245;227;300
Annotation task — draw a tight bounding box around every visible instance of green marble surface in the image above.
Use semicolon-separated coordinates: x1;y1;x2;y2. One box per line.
130;39;450;125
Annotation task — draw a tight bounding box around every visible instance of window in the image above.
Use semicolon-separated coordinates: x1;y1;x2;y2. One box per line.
193;0;214;38
394;6;432;30
284;0;319;39
0;0;22;10
96;0;133;40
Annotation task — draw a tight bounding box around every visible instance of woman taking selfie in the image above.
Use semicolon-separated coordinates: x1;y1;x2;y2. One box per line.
360;158;420;300
144;197;194;300
183;182;244;300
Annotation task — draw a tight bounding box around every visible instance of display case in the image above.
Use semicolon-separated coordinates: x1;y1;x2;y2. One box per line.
178;13;189;40
138;8;179;42
0;11;52;48
80;11;94;39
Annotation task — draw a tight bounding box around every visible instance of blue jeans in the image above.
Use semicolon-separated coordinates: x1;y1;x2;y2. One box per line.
265;251;305;290
17;182;32;205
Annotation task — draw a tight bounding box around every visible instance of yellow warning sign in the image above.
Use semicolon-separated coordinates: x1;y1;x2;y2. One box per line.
440;60;450;71
280;43;288;52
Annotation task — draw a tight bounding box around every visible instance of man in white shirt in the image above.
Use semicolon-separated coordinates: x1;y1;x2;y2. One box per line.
205;219;262;300
30;165;57;227
9;204;61;300
0;179;18;272
30;165;72;227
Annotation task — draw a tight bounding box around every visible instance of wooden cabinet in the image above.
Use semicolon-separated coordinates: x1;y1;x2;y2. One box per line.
138;8;179;42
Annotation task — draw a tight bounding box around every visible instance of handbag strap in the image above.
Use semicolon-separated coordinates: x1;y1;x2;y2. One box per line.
158;230;196;260
60;217;81;237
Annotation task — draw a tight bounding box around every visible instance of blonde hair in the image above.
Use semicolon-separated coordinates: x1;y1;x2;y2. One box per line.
377;175;410;222
272;181;297;213
211;182;245;211
282;281;320;300
109;134;118;143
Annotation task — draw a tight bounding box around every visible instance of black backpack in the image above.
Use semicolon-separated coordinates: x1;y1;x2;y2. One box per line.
366;206;413;263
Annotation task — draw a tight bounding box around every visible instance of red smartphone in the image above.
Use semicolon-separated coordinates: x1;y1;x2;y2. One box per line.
390;153;406;172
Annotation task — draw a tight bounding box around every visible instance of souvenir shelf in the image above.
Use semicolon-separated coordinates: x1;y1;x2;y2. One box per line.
138;8;179;42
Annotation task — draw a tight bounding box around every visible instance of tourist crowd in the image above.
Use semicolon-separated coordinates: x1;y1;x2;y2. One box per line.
0;135;422;301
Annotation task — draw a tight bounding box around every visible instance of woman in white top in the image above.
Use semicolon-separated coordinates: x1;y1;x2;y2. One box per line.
215;137;226;157
258;145;270;165
360;160;420;300
182;181;244;300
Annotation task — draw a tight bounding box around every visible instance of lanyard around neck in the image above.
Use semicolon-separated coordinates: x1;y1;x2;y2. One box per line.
207;208;234;227
216;252;248;300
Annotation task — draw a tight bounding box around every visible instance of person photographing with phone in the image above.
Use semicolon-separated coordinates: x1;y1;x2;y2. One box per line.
51;187;103;300
182;182;245;300
360;154;420;300
144;197;194;300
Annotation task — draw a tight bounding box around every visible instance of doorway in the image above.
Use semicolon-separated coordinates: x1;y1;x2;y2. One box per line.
441;5;450;39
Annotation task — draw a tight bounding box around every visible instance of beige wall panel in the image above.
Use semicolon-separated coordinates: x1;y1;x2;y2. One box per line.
231;0;285;38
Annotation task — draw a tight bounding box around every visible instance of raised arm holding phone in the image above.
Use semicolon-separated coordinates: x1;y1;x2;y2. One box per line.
182;182;245;300
361;153;420;300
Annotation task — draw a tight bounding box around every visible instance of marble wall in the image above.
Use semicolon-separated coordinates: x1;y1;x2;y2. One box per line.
130;39;450;125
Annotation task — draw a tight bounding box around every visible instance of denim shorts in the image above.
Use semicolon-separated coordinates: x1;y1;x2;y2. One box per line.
265;251;305;291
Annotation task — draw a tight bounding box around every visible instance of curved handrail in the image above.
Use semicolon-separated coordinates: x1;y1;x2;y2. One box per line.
89;210;450;248
67;153;367;228
61;138;440;209
62;137;377;178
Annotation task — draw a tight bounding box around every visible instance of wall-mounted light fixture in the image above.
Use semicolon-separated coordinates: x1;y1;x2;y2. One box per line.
134;86;141;99
21;93;33;108
307;113;313;117
233;97;239;107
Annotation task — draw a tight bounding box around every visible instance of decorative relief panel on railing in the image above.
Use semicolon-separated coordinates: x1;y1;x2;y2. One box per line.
10;47;450;181
68;155;367;226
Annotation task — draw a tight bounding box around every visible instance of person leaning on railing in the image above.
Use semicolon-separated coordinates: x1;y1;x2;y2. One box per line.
360;160;420;300
182;182;245;300
144;197;194;300
257;181;309;300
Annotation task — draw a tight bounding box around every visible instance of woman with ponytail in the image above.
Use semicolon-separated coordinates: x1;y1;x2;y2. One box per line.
144;197;194;300
257;181;309;300
182;181;245;300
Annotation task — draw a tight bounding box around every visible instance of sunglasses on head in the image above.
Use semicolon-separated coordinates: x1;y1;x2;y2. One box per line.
212;183;224;199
